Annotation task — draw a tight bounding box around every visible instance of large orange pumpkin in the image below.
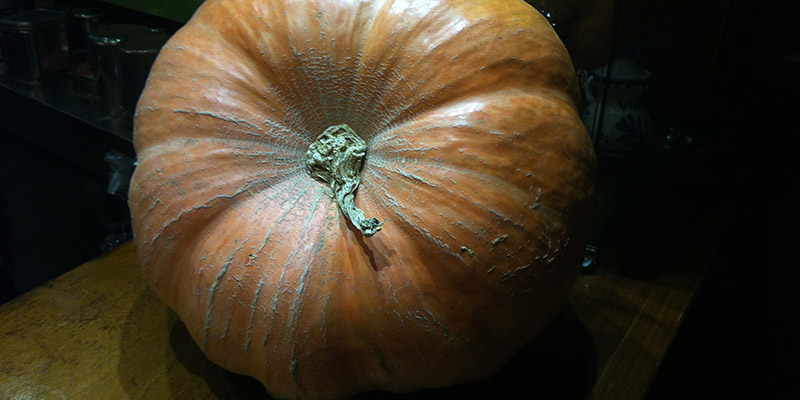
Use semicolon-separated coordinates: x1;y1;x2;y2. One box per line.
128;0;595;398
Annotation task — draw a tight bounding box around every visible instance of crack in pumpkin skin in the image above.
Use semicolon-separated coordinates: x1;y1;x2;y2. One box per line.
128;0;596;399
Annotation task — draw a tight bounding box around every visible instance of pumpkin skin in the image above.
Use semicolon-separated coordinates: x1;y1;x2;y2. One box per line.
128;0;596;398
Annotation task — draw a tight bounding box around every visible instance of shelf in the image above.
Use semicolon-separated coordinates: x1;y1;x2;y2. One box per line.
0;70;133;143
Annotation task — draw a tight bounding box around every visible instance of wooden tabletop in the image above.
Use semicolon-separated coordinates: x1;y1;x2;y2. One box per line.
0;156;737;399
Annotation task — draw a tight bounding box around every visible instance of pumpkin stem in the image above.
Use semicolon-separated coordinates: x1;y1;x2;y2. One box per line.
305;124;383;237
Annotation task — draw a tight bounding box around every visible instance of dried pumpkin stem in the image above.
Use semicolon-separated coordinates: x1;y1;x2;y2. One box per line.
305;124;383;237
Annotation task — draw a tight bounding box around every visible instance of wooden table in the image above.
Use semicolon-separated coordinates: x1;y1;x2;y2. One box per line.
0;156;737;399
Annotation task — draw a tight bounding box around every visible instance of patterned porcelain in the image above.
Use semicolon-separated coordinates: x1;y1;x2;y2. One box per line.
581;48;652;157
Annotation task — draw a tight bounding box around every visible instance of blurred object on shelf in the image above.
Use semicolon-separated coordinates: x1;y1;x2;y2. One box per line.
104;149;134;199
99;221;132;253
117;32;169;120
67;7;103;96
87;23;150;117
0;0;34;63
581;244;598;274
0;8;67;85
663;127;694;152
581;46;652;157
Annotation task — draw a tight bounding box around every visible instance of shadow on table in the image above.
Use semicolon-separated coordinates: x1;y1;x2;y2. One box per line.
117;286;268;399
119;286;596;399
166;311;270;399
354;305;598;400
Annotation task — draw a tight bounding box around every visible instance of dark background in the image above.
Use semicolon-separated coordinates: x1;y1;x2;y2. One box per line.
1;0;798;398
0;0;181;302
600;0;800;397
532;0;799;395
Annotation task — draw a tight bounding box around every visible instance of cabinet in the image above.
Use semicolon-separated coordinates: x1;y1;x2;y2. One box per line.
0;77;134;302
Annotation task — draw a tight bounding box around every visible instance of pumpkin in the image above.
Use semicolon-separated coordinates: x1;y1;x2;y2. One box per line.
128;0;595;398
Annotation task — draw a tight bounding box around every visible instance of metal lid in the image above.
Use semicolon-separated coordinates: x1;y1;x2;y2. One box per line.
70;7;104;20
118;33;170;54
88;24;151;46
590;47;653;85
0;8;65;31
